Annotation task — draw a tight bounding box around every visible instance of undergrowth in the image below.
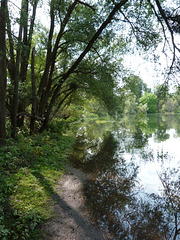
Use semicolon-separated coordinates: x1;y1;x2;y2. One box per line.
0;121;73;240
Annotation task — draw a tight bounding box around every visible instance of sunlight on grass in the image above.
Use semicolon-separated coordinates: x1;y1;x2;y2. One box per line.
9;168;54;219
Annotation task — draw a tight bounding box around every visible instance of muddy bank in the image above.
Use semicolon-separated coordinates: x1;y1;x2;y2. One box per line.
42;166;112;240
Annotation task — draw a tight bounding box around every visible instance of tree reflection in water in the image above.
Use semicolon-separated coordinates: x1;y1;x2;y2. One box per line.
69;114;180;239
158;168;180;240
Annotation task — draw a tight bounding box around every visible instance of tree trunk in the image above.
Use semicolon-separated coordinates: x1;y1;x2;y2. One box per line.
37;0;81;118
17;0;29;127
30;47;36;134
0;0;7;145
18;0;38;127
11;12;23;138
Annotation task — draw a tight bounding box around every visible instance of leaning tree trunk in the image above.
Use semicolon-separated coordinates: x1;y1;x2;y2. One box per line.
0;0;7;145
39;0;129;132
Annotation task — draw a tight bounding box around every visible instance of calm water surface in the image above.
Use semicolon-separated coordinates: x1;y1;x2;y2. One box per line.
69;114;180;240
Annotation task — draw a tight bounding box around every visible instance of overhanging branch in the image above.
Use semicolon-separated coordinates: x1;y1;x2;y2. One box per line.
77;0;96;11
16;112;44;122
154;0;180;74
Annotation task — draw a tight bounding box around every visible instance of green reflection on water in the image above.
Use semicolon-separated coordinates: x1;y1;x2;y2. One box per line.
69;114;180;239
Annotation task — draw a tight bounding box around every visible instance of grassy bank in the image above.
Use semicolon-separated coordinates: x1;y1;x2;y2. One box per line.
0;123;73;240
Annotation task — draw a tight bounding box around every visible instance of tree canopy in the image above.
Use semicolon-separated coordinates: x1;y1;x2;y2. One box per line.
0;0;179;140
139;92;158;113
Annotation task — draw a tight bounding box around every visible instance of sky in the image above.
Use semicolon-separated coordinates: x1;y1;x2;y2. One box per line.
122;0;180;91
123;39;180;91
123;53;163;90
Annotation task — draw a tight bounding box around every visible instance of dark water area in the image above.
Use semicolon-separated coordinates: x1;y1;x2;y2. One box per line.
69;114;180;240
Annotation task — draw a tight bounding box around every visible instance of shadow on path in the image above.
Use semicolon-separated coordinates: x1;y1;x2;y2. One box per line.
33;169;107;240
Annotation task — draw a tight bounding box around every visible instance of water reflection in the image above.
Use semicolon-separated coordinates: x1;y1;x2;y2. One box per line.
69;114;180;239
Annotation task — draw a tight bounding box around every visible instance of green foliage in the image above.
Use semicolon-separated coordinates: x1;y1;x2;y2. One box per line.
0;122;73;239
137;102;148;114
123;94;137;115
82;97;110;119
123;0;162;51
65;3;99;47
123;75;148;101
2;0;179;140
135;104;148;128
161;97;179;113
139;92;157;113
117;75;150;116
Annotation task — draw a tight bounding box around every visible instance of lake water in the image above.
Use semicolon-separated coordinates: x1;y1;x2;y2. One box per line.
69;114;180;240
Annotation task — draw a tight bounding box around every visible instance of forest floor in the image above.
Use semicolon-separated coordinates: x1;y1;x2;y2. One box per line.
41;166;113;240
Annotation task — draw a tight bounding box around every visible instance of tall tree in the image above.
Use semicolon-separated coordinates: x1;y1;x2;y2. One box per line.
0;0;7;144
7;0;38;137
33;0;129;131
123;75;148;102
5;0;180;136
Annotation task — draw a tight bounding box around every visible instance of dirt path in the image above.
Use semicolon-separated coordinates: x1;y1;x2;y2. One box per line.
42;166;112;240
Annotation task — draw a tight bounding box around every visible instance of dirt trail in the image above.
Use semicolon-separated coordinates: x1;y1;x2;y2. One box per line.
42;166;112;240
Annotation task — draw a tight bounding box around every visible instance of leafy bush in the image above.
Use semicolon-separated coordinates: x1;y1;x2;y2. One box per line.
139;92;157;113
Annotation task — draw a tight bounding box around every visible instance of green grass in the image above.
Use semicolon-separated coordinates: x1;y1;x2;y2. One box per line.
0;125;73;240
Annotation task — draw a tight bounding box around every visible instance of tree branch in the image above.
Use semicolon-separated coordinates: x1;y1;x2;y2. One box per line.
61;0;129;82
50;90;74;122
16;112;44;121
77;0;96;11
154;0;180;74
41;0;129;130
